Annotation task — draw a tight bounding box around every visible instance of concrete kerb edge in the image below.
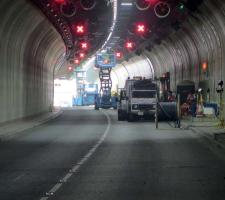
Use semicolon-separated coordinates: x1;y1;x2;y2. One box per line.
181;122;225;151
37;109;63;124
0;109;63;141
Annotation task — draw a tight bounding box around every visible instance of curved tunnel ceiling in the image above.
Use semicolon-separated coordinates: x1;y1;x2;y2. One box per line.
106;0;204;61
31;0;113;63
30;0;204;78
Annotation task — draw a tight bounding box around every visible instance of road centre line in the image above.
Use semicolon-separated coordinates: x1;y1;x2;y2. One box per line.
39;110;111;200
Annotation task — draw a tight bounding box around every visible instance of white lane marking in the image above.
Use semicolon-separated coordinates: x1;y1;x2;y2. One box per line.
70;165;80;172
60;173;73;183
48;183;63;194
13;173;25;182
40;197;48;200
39;110;111;200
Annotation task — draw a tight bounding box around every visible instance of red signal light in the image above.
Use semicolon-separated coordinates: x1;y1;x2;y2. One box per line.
127;42;132;48
202;62;208;71
68;66;73;71
75;59;80;64
79;53;85;58
116;52;122;59
73;24;87;35
125;41;135;50
136;24;146;33
81;42;88;50
77;25;84;33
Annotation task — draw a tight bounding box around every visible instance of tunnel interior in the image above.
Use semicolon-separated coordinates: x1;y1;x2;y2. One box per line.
0;0;225;123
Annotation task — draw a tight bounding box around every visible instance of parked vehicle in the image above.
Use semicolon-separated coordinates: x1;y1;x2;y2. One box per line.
117;77;158;121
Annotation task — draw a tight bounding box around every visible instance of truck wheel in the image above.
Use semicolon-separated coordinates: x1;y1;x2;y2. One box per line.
118;111;125;121
118;113;123;121
122;113;127;121
128;113;135;122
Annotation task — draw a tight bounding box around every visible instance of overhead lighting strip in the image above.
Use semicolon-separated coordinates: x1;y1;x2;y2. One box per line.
100;0;118;50
121;2;133;6
85;0;118;64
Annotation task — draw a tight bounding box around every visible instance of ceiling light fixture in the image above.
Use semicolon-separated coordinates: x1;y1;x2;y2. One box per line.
100;0;118;50
121;2;133;6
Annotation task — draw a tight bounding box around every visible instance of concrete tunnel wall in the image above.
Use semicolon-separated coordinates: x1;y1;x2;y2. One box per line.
1;0;225;123
113;0;225;103
111;55;154;90
0;0;65;124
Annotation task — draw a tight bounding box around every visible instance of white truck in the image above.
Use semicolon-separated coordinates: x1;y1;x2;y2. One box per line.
118;77;158;121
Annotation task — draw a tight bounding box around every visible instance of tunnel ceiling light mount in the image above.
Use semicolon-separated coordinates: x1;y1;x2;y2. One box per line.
60;2;77;18
135;0;151;11
154;2;171;18
80;0;97;11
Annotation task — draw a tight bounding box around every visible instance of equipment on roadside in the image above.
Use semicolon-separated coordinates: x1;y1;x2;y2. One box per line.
74;84;98;106
117;76;179;126
94;52;117;110
196;88;204;117
216;80;224;127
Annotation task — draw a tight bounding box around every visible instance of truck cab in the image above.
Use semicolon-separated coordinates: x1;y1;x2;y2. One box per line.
118;77;158;121
130;89;156;116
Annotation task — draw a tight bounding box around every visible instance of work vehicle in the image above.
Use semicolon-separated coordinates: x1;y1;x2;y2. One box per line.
117;77;158;121
94;94;117;110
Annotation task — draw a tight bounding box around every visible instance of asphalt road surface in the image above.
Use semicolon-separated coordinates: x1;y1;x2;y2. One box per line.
0;108;225;200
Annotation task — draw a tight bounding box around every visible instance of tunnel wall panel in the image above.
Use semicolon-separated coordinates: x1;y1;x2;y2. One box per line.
113;0;225;103
113;55;154;89
0;0;64;123
157;0;225;102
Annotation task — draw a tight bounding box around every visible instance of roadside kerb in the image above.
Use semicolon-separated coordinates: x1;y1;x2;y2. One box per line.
0;110;63;141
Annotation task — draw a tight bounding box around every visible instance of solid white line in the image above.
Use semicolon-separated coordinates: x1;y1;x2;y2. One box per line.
71;165;80;172
40;197;48;200
39;110;111;200
60;173;73;183
48;183;63;194
13;173;25;182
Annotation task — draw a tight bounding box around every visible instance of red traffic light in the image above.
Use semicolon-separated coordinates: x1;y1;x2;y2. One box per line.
73;23;87;36
68;66;73;71
136;24;146;34
125;41;135;50
74;59;80;64
79;52;85;58
116;52;122;59
80;42;88;50
202;62;208;71
76;25;84;34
